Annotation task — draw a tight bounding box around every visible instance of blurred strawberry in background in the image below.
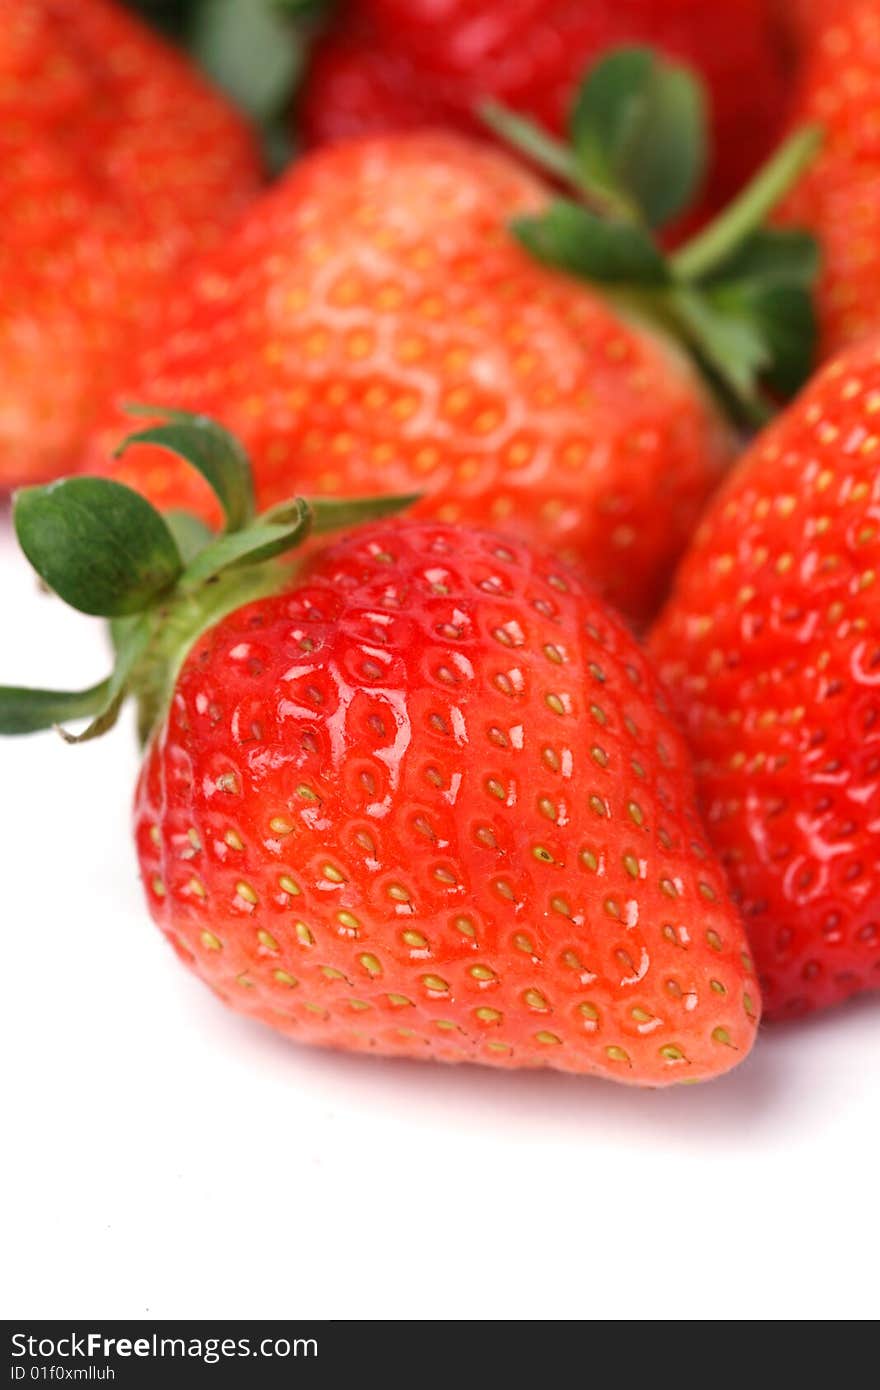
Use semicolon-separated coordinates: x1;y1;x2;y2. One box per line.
0;0;262;488
774;0;838;44
298;0;792;227
777;0;880;358
82;129;735;626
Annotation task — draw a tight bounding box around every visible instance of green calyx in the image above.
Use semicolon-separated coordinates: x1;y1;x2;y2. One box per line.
482;46;823;424
0;407;417;745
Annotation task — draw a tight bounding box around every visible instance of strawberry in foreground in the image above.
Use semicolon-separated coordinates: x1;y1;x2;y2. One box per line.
84;47;821;626
650;334;880;1019
1;411;760;1084
778;0;880;358
299;0;790;229
0;0;262;488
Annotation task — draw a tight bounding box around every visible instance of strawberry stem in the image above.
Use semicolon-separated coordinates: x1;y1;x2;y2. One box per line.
671;125;824;283
480;99;640;223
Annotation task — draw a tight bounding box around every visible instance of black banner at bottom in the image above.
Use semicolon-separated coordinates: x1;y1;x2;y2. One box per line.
1;1315;810;1380
5;1324;332;1387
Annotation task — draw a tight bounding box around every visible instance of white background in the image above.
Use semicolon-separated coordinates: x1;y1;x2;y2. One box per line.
2;510;878;1322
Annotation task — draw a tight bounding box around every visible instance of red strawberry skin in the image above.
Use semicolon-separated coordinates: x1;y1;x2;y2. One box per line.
774;0;843;45
650;336;880;1018
87;133;731;625
0;0;261;487
299;0;790;222
779;0;880;358
135;521;759;1084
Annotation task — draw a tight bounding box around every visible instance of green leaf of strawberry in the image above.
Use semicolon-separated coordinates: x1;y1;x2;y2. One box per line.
193;0;304;119
191;0;303;170
695;229;820;398
14;478;183;617
0;681;111;736
569;45;707;230
511;199;669;285
668;287;773;419
117;406;256;532
177;500;313;587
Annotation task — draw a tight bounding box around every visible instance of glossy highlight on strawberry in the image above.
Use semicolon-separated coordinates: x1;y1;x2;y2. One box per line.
135;520;760;1083
650;334;880;1017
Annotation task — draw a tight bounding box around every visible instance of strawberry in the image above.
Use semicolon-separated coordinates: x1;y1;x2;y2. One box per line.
1;411;760;1084
83;57;821;625
0;0;262;488
649;334;880;1018
774;0;840;45
299;0;791;228
778;0;880;357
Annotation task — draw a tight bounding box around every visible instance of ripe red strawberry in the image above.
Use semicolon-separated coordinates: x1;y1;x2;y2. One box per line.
83;133;729;625
649;334;880;1018
778;0;880;357
83;100;822;626
1;414;760;1084
298;0;791;224
0;0;262;488
137;520;761;1082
